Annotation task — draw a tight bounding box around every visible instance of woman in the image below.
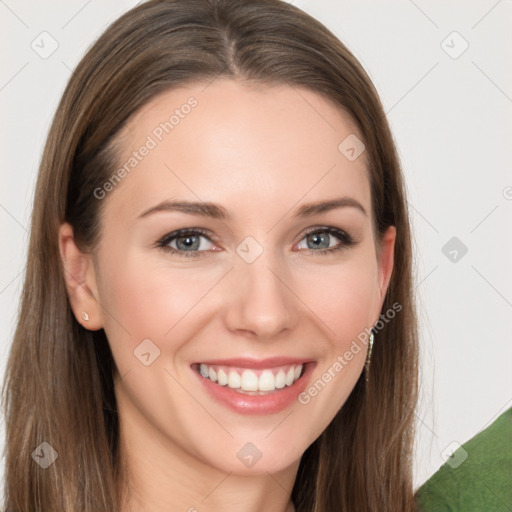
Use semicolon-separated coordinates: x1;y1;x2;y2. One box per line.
1;0;419;510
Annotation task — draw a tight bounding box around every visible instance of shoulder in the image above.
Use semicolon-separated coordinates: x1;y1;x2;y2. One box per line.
415;407;512;512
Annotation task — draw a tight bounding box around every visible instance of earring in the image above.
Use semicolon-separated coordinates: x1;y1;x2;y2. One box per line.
82;311;89;322
365;329;374;383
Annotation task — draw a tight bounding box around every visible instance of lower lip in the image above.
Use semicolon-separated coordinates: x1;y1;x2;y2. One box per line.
192;362;316;415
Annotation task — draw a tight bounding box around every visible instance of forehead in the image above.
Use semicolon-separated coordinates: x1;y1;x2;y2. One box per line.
105;79;370;221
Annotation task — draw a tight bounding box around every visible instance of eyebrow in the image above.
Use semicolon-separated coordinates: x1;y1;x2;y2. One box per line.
137;196;367;220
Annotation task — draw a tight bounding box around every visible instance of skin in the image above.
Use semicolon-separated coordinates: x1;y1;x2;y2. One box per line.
59;79;395;512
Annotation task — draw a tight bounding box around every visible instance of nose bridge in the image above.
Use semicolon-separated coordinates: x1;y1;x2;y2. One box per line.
224;236;299;338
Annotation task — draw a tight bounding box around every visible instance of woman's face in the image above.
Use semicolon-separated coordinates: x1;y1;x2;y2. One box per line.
72;79;395;476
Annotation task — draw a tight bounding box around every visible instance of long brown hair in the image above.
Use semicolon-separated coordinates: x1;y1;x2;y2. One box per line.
1;1;419;510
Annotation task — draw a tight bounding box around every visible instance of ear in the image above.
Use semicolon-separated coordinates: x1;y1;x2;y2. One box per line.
58;222;103;330
374;225;396;318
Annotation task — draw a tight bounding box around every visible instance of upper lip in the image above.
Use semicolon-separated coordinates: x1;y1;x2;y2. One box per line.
193;357;312;369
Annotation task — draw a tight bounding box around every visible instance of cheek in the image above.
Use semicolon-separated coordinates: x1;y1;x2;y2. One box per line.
289;253;378;428
295;253;379;343
98;252;218;339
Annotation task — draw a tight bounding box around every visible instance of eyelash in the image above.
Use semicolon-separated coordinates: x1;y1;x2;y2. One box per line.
155;226;356;258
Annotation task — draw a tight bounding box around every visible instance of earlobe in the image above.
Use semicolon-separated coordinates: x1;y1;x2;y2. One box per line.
58;223;103;331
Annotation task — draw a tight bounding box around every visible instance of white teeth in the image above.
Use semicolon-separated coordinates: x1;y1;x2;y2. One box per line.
217;369;228;386
208;367;217;383
259;370;275;391
241;370;259;391
275;370;286;389
197;363;304;392
228;370;241;389
285;367;295;386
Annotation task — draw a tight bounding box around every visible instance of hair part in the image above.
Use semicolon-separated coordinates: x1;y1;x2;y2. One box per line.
1;1;419;510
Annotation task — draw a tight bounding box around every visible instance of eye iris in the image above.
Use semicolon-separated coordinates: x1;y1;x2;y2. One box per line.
307;232;330;250
176;235;200;251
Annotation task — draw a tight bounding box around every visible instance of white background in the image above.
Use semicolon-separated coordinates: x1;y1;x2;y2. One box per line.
1;0;511;493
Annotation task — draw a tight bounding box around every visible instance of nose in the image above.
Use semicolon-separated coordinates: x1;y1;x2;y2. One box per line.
222;248;301;340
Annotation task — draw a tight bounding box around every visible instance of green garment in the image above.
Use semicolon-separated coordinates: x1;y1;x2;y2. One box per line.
416;406;512;511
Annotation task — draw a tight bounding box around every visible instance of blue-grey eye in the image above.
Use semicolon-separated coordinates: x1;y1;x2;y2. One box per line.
168;232;213;252
296;228;352;253
304;231;331;250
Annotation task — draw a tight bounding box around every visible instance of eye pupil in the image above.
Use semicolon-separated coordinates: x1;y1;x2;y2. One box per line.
176;235;199;251
307;232;329;250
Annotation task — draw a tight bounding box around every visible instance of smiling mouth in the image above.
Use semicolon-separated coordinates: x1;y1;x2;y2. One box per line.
191;362;308;395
